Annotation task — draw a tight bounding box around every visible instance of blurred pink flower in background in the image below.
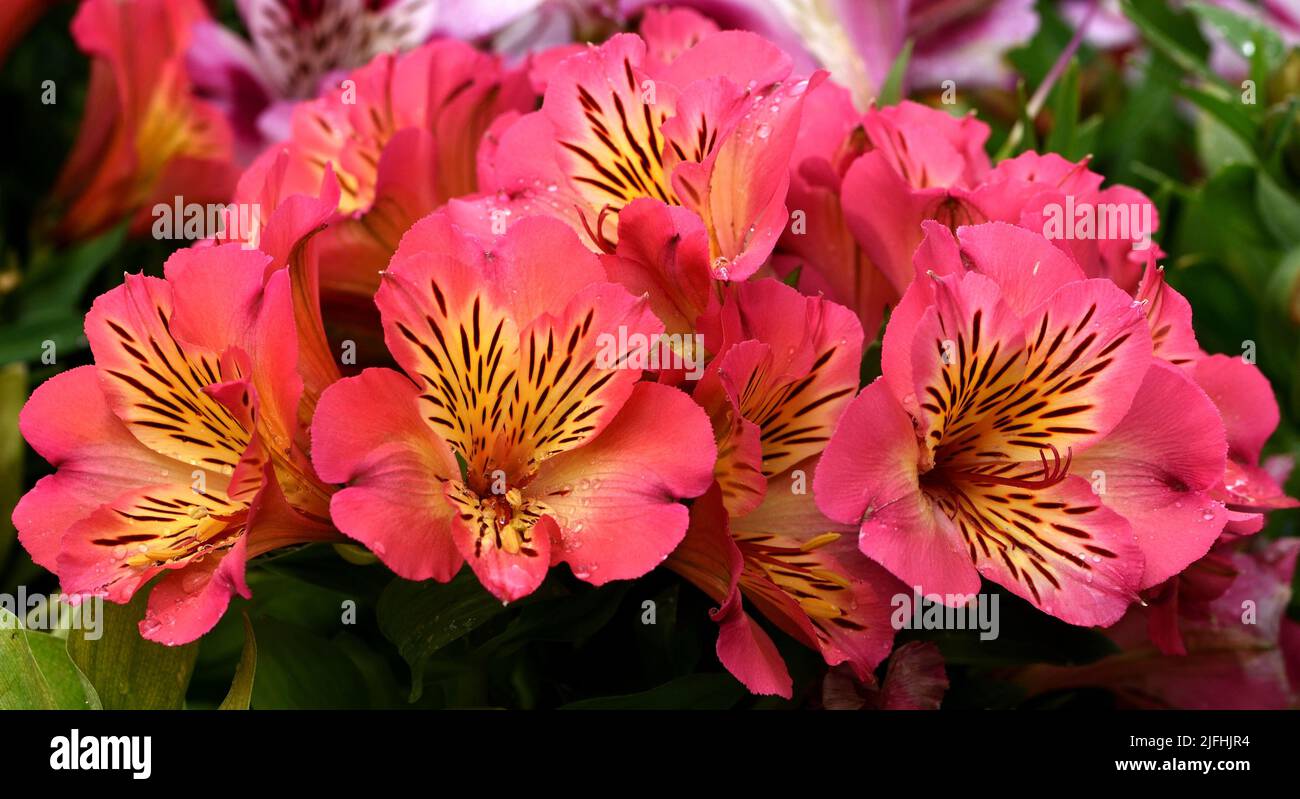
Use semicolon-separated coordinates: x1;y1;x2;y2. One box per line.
187;0;440;161
1018;538;1300;709
46;0;238;243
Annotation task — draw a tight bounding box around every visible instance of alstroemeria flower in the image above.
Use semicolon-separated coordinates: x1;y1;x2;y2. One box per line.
1017;538;1300;709
816;222;1230;627
46;0;237;244
970;151;1163;294
1124;262;1295;534
772;80;896;336
476;1;1038;110
669;474;903;698
13;244;337;644
662;278;895;697
693;278;863;515
1191;354;1300;530
471;15;825;282
310;213;716;602
232;37;535;302
186;0;440;161
839;100;992;295
822;641;949;710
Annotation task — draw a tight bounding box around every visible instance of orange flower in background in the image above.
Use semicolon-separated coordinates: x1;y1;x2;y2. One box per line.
45;0;237;244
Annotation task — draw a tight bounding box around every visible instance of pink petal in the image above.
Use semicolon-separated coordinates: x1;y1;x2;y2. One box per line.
140;535;250;646
670;484;791;697
311;368;463;582
1076;361;1229;588
531;382;717;585
816;379;981;597
713;588;793;698
1192;354;1281;466
952;221;1086;315
14;368;188;571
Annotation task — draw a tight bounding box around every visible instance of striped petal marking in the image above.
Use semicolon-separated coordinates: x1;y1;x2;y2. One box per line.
548;37;678;248
88;485;246;574
735;530;863;641
80;276;262;581
910;272;1149;610
92;277;253;476
381;261;651;571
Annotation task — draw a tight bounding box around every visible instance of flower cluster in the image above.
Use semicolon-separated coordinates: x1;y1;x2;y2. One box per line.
13;0;1298;706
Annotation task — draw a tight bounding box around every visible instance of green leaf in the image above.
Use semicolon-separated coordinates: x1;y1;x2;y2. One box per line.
1045;60;1080;157
561;673;746;709
248;617;366;709
0;363;24;570
0;313;85;366
1180;82;1259;152
878;39;913;106
477;582;628;655
1196;108;1258;173
1256;172;1300;245
1186;1;1286;76
1121;0;1216;84
218;614;257;710
21;225;126;314
377;571;508;700
0;609;95;709
67;591;199;709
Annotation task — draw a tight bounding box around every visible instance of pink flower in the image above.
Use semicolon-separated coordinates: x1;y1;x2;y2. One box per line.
669;477;903;698
310;213;716;602
186;0;440;161
815;222;1230;627
970;152;1163;294
13;244;336;645
838;121;1164;303
839;100;992;295
470;22;825;282
665;279;900;697
230;38;535;303
1018;538;1300;709
46;0;237;244
693;279;863;515
771;81;897;336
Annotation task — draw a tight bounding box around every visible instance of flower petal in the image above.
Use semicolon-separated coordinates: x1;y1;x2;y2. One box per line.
531;382;716;584
311;368;463;582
